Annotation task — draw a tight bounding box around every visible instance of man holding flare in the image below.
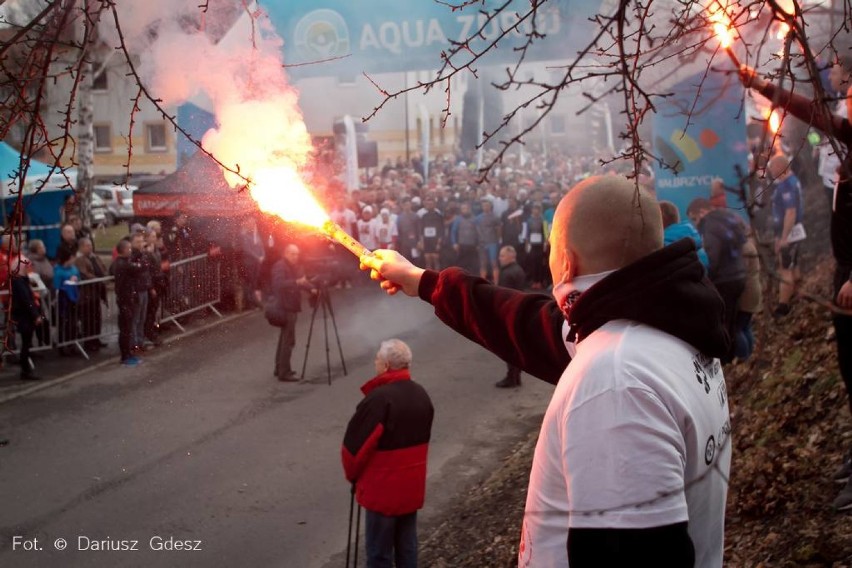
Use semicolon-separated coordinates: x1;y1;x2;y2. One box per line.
737;60;852;512
359;175;731;567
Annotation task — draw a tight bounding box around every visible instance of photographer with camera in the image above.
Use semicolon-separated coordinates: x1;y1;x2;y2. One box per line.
263;244;314;382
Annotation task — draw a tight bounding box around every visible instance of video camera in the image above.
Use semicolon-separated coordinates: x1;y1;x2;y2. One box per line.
305;254;340;289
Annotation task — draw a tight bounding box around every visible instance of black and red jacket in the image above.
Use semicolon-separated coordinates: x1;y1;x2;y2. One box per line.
341;369;434;516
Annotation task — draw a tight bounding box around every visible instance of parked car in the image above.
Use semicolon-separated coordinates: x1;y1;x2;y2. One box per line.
92;184;137;225
89;192;107;226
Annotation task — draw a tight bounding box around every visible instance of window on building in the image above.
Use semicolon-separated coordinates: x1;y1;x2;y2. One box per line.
92;70;108;91
93;124;111;152
146;123;167;152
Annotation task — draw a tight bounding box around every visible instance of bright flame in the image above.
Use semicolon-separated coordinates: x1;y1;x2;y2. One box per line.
250;168;329;229
776;0;796;15
714;21;734;49
776;21;791;40
769;109;781;134
761;107;782;134
709;1;735;49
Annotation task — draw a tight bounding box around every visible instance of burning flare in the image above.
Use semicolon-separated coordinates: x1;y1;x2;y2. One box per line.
250;168;328;227
248;167;370;258
768;109;782;134
709;0;740;67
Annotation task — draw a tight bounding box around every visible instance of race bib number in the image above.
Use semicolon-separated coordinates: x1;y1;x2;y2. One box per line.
788;222;807;243
529;232;543;244
424;227;437;238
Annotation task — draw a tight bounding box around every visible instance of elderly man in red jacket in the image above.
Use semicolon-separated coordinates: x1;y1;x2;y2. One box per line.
342;339;434;568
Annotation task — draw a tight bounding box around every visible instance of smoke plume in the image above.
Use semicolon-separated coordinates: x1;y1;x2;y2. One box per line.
101;0;311;186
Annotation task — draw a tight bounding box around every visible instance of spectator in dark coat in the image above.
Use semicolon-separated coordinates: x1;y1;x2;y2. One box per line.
10;258;43;380
167;211;195;261
74;237;108;352
342;339;434;568
56;223;78;260
113;239;142;367
130;232;154;352
144;228;166;345
268;244;311;381
688;198;747;363
495;245;526;388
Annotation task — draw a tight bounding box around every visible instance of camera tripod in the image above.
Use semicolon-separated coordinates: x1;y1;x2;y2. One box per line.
300;284;348;385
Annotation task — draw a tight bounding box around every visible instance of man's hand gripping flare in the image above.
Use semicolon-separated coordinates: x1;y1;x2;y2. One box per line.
360;250;425;297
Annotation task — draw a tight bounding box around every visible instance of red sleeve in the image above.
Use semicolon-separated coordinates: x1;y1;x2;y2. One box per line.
341;397;387;482
419;268;569;384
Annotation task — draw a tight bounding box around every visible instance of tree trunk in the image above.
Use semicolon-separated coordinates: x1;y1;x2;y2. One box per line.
75;0;96;229
76;56;94;229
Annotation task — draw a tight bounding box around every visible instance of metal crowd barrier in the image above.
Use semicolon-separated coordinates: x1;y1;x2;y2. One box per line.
159;253;222;332
53;275;117;358
2;253;222;365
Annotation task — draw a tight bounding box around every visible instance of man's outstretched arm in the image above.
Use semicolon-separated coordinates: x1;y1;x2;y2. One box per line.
361;250;569;384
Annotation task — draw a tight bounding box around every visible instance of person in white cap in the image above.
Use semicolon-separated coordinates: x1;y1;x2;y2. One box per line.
372;207;398;250
356;206;378;251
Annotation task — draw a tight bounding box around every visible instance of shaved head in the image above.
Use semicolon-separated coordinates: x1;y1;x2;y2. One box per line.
549;176;663;283
768;153;790;179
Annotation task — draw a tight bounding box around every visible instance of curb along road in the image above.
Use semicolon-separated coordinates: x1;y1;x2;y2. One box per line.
0;311;252;406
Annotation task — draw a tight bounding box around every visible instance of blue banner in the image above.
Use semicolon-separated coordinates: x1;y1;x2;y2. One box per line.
652;72;749;220
265;0;602;78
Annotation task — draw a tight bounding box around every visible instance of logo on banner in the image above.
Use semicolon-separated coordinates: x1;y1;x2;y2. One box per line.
293;9;350;61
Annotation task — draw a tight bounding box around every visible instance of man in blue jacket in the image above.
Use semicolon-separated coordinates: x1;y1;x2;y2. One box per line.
660;200;710;269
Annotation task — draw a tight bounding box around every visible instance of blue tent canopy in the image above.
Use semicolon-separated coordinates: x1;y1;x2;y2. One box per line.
0;141;74;258
0;141;52;182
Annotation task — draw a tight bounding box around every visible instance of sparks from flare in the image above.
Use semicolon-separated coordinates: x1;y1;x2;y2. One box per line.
248;167;370;258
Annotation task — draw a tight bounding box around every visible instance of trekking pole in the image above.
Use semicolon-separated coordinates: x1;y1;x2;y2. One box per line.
353;502;362;568
345;485;355;568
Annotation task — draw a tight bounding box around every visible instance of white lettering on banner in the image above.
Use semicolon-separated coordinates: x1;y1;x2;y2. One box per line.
361;24;380;51
426;19;446;45
402;20;424;46
358;9;562;55
379;21;402;54
657;175;715;189
501;11;522;37
360;19;448;55
457;15;475;42
459;8;560;43
477;13;501;40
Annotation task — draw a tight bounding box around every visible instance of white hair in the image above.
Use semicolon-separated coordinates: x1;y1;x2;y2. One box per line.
377;339;412;370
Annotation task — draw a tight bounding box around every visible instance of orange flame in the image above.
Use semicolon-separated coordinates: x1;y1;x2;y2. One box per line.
761;107;782;134
249;167;329;229
769;109;781;134
709;1;735;49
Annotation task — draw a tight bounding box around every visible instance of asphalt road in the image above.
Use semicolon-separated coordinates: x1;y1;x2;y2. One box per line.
0;286;552;568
